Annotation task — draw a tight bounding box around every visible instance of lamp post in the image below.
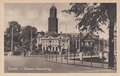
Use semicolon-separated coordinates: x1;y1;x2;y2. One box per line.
59;37;62;63
65;23;68;64
90;40;95;66
59;22;68;63
56;46;57;62
49;37;52;62
66;39;68;64
90;41;93;66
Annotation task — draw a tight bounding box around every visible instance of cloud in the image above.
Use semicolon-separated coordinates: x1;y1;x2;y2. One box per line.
4;8;23;29
58;12;79;33
26;9;39;20
58;13;71;21
4;3;109;39
4;7;49;32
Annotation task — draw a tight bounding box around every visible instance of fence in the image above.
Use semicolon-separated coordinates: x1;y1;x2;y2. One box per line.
45;52;117;70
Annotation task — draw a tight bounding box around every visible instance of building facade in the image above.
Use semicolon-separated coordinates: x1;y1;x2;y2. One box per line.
36;4;108;56
37;33;70;54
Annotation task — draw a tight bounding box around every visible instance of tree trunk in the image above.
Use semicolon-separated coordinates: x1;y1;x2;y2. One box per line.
11;27;13;52
108;20;114;68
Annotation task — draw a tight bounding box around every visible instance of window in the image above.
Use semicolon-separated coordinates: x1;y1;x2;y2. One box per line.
50;47;51;51
53;47;54;51
52;41;54;44
46;47;48;50
43;47;45;51
56;47;58;51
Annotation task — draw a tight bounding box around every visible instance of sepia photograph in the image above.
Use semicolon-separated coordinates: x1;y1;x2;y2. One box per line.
4;3;117;73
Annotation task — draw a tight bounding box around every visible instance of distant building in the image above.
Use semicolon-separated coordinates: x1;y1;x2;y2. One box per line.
36;31;46;51
71;33;109;56
37;33;70;54
48;4;58;33
36;4;108;55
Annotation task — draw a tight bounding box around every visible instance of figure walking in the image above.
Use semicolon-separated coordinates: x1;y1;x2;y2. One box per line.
24;49;26;57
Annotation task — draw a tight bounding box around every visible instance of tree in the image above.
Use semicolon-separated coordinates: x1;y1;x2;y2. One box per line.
22;25;37;54
5;21;21;52
69;35;77;54
63;3;116;68
4;32;11;52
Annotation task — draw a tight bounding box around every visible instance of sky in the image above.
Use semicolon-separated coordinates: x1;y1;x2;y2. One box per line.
4;3;109;39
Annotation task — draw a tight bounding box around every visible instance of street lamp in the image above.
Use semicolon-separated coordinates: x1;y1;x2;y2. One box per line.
58;37;63;63
48;37;52;61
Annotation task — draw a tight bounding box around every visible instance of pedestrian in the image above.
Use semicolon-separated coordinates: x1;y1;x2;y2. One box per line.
24;49;26;57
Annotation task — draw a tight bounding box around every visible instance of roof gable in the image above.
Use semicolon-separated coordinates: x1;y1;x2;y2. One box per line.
45;33;60;38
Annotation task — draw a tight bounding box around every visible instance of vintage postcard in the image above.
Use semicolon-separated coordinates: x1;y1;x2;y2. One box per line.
0;0;120;76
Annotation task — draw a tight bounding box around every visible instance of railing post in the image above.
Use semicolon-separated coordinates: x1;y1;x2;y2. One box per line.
102;52;104;68
67;52;68;64
56;53;57;63
52;52;53;62
46;53;48;61
49;52;50;62
61;53;62;63
79;52;83;64
70;53;71;59
82;53;83;64
74;52;75;64
91;50;92;67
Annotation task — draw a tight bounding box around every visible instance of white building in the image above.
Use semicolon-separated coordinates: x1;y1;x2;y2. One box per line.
36;33;70;54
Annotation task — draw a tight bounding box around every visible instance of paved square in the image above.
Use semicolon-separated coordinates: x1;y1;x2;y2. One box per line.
4;55;116;73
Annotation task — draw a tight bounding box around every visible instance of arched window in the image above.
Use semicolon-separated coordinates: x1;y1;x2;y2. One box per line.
43;47;45;51
53;47;54;51
56;47;58;51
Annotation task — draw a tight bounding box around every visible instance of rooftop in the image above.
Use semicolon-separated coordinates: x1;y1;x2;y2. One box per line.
50;4;56;9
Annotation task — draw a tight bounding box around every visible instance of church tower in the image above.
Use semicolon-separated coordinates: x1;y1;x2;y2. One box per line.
48;4;58;33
